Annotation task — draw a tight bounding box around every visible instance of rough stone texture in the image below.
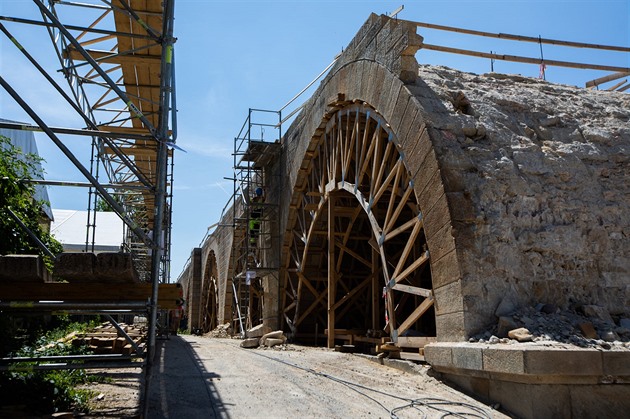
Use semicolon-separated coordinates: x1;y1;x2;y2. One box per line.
54;252;96;282
247;324;272;339
94;253;139;283
0;254;52;283
416;66;630;335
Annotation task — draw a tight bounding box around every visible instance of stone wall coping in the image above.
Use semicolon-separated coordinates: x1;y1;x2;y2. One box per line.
425;342;630;384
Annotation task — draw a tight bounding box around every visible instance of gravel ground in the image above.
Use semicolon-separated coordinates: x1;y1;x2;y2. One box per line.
78;335;508;419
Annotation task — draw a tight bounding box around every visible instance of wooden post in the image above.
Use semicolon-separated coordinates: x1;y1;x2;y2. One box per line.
372;246;379;330
327;195;336;349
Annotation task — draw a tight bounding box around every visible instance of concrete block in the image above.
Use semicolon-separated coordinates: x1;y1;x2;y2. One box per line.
95;252;139;283
0;254;51;283
451;343;483;370
54;252;96;282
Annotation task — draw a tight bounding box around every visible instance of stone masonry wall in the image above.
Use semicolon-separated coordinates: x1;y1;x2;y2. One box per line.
414;66;630;333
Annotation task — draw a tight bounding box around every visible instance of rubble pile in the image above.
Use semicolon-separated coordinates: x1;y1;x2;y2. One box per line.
207;323;231;338
470;303;630;351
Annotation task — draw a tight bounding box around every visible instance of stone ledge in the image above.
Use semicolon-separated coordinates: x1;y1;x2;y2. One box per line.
424;342;630;418
425;342;629;383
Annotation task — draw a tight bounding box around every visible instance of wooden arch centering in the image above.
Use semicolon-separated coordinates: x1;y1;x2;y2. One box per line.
202;251;219;333
282;101;435;348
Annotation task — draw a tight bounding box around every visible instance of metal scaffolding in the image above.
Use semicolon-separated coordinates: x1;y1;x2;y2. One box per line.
230;108;281;336
0;0;177;416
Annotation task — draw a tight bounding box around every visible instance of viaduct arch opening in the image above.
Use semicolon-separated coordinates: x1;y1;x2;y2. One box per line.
282;102;435;348
202;251;219;333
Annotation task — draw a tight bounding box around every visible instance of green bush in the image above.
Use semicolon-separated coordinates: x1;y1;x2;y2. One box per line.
0;318;101;414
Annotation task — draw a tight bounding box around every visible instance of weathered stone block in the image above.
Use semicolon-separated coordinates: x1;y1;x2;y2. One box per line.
425;223;456;264
0;254;51;283
95;252;139;283
482;346;525;374
451;343;483;370
523;348;603;376
433;280;464;316
429;248;461;289
54;252;96;282
423;343;452;367
435;311;467;341
602;351;630;376
247;323;272;339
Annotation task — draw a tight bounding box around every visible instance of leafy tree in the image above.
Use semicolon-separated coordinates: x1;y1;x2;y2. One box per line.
0;135;62;265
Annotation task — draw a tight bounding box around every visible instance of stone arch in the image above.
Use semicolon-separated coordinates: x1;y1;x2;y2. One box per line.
201;250;219;333
282;100;439;346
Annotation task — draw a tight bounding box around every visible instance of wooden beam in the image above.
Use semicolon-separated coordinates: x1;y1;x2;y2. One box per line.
586;71;630;88
335;241;371;269
392;284;432;298
327;196;336;349
331;273;373;311
372;247;380;330
391;251;430;285
395;336;437;348
413;20;630;52
390;218;423;280
64;48;162;65
422;43;630;73
396;296;434;338
0;283;182;309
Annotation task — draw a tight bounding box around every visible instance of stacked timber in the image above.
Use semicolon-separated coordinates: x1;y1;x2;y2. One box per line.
72;323;146;355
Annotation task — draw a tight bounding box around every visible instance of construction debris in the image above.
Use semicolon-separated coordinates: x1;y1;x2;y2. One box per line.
240;338;260;348
260;330;287;347
246;324;271;339
208;323;231;338
240;330;287;349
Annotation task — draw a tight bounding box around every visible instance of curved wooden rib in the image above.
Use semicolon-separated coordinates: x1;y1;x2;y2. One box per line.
283;102;435;345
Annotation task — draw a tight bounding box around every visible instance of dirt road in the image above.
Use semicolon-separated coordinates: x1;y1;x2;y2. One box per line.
85;335;507;418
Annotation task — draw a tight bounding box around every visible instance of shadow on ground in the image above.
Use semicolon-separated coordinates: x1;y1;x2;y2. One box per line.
148;336;228;418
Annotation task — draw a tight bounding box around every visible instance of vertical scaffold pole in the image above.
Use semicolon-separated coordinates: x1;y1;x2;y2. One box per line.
143;0;176;416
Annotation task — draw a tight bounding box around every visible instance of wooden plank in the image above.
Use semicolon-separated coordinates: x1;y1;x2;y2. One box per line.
392;283;432;298
64;48;161;65
586;71;630;88
331;273;373;311
327;197;336;349
414;20;630;52
390;218;422;280
391;251;430;286
397;352;425;362
396;296;434;338
395;336;437;348
423;43;630;73
0;283;182;308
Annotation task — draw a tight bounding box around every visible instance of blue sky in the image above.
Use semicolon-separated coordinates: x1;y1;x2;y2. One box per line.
1;0;628;279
